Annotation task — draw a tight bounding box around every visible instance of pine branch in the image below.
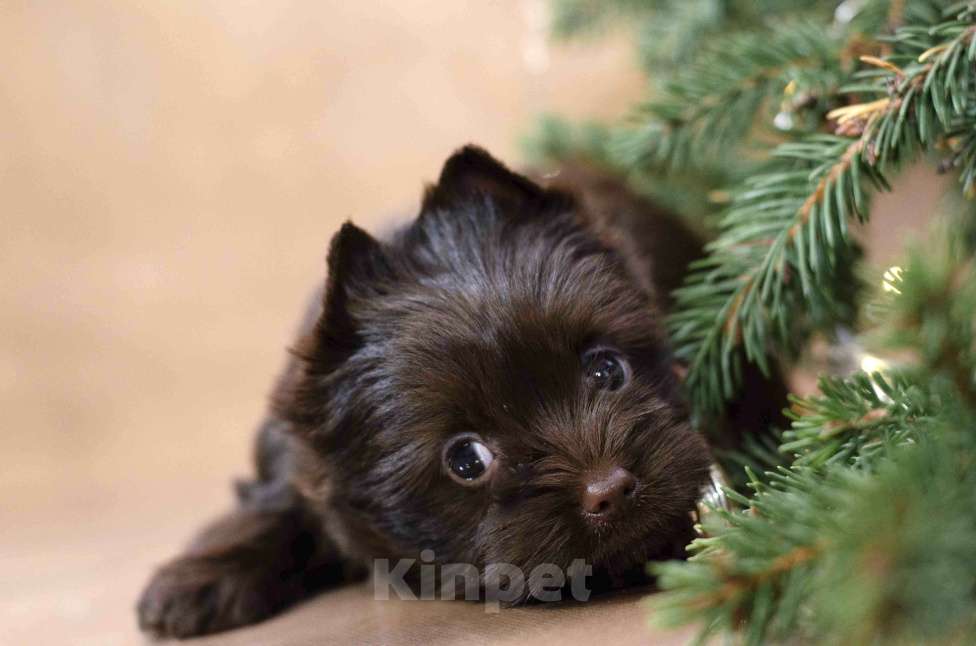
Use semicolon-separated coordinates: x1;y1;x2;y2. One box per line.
669;135;878;412
550;0;852;72
615;23;843;175
652;465;847;645
653;417;976;644
670;7;976;413
521;114;734;217
780;372;933;468
941;108;976;195
655;195;976;641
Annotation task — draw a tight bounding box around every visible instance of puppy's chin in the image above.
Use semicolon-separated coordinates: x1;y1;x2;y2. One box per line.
496;530;690;606
583;524;692;579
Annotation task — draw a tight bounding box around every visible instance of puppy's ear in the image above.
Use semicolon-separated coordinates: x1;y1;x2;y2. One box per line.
315;221;391;359
274;222;392;435
422;145;571;213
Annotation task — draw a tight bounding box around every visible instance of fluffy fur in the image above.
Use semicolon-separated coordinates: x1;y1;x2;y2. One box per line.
137;146;781;638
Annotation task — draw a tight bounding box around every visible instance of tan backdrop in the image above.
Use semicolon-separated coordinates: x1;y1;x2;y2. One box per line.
0;2;648;644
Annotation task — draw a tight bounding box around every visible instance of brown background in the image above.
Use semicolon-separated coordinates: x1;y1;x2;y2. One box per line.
0;2;941;645
1;2;646;644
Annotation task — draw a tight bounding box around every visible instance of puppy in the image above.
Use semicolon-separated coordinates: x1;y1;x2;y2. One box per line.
137;146;781;638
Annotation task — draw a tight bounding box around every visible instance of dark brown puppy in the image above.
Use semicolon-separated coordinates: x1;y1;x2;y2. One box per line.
137;147;778;638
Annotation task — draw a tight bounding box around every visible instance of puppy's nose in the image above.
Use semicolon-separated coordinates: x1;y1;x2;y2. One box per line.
581;466;636;516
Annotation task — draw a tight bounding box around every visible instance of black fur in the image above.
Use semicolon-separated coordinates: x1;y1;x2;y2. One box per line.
137;146;782;638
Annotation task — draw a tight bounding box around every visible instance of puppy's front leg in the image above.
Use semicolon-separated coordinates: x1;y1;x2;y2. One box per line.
137;502;341;639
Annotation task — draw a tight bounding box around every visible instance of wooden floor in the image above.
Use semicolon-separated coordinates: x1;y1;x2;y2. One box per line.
0;2;942;644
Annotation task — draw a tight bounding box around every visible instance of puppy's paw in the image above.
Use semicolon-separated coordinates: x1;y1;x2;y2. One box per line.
137;556;281;639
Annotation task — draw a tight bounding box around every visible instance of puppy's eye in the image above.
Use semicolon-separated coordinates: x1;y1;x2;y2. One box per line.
582;348;629;391
443;435;495;484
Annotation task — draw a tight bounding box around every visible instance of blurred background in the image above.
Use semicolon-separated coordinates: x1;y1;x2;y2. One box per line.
0;2;942;645
0;2;646;644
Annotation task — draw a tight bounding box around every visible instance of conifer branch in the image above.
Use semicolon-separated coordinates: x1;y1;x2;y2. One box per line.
615;24;841;174
670;5;976;413
780;372;932;467
653;408;976;644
